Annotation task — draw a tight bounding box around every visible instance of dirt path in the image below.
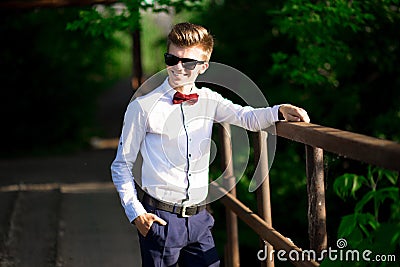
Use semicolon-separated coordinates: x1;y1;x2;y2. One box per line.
57;191;140;267
0;78;142;267
0;185;141;267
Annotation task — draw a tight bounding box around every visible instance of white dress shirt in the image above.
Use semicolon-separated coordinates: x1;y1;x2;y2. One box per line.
111;77;280;222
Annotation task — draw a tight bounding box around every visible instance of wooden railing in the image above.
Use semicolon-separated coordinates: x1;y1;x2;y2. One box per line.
212;121;400;267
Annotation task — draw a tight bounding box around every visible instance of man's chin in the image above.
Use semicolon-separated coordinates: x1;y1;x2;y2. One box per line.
168;78;194;89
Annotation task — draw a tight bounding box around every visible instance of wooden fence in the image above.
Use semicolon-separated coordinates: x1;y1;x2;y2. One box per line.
212;121;400;267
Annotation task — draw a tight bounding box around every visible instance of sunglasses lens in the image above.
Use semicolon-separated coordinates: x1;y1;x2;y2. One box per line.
164;53;203;70
182;61;197;70
164;53;178;66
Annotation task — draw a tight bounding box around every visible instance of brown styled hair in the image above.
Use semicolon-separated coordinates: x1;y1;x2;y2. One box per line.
167;22;214;61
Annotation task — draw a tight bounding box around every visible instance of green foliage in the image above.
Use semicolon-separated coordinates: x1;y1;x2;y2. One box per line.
269;0;400;139
321;167;399;266
196;0;400;140
334;173;368;200
140;12;169;74
66;0;205;37
270;0;397;88
0;9;126;156
194;1;400;264
66;1;143;37
334;166;399;219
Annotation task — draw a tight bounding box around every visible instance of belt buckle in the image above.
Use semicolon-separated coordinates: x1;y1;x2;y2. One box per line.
180;203;195;218
180;205;190;217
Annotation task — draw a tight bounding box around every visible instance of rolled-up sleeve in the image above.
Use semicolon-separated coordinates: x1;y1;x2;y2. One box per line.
111;101;147;223
213;92;280;131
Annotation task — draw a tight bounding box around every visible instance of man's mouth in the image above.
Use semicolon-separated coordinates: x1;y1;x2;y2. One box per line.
171;72;187;77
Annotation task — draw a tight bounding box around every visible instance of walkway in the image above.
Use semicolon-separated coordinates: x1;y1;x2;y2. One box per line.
0;78;141;267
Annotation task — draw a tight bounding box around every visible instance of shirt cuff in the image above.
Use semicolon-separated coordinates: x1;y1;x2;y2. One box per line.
128;204;147;224
271;105;281;122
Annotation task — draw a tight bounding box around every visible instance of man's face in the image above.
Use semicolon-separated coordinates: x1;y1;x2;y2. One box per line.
166;43;209;90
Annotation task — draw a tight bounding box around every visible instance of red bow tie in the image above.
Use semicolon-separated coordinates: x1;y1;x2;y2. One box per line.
172;91;199;105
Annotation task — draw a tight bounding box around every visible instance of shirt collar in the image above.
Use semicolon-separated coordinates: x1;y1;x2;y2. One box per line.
161;77;200;102
158;77;174;102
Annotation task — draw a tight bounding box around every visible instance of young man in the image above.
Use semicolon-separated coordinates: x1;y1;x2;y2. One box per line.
111;22;309;267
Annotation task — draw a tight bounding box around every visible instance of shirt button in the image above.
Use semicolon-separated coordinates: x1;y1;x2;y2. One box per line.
188;173;192;176
189;154;192;157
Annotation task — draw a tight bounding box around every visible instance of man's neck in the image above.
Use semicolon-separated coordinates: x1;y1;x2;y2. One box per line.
174;84;194;94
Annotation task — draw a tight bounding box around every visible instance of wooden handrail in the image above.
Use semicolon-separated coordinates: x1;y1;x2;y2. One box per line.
219;121;399;267
276;122;400;171
209;182;319;267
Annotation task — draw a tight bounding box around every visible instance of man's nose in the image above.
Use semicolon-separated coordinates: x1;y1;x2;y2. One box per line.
175;61;185;69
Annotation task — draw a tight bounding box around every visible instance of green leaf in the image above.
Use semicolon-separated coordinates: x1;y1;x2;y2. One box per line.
355;187;399;213
380;168;398;185
337;214;357;238
333;173;367;200
372;223;400;253
357;213;379;237
339;212;379;240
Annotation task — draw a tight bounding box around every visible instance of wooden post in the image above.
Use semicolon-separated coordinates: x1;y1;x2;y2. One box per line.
253;131;274;267
131;27;143;90
305;145;327;256
219;123;240;267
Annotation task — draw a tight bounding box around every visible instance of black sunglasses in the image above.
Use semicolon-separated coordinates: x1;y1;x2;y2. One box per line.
164;53;206;70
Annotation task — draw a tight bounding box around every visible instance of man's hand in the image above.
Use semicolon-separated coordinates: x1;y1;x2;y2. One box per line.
279;104;310;123
133;213;167;237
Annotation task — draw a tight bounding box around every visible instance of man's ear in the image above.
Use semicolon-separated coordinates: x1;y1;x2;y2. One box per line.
198;62;209;75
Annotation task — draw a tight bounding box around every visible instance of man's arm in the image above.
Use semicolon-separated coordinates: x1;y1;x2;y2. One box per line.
111;101;166;236
212;91;310;130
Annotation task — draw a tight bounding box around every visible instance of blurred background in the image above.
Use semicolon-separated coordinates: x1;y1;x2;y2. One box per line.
0;0;399;266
